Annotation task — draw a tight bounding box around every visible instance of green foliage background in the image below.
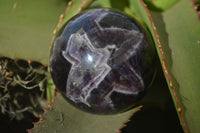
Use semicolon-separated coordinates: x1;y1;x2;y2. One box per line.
0;0;200;133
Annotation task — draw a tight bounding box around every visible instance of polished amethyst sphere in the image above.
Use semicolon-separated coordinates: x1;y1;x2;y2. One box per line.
50;8;155;114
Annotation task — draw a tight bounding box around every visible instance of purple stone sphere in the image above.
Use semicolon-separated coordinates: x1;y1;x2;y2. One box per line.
50;8;155;114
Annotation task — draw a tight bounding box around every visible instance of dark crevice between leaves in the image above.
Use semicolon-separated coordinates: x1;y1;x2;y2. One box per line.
110;0;130;11
195;0;200;11
143;0;179;12
0;57;49;133
143;0;163;12
121;103;184;133
120;63;184;133
194;0;200;19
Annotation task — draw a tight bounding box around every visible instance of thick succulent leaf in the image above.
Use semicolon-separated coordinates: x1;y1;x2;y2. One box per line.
32;93;139;133
0;0;67;64
148;0;200;132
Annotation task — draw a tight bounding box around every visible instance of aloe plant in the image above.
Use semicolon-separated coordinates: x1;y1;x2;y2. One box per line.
0;0;200;133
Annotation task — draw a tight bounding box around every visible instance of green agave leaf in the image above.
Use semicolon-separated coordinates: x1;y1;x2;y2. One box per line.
32;93;139;133
148;0;200;132
0;0;67;64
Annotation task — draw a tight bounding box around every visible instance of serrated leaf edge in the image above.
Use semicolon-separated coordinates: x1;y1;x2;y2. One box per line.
27;92;62;133
117;105;143;133
140;0;188;132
